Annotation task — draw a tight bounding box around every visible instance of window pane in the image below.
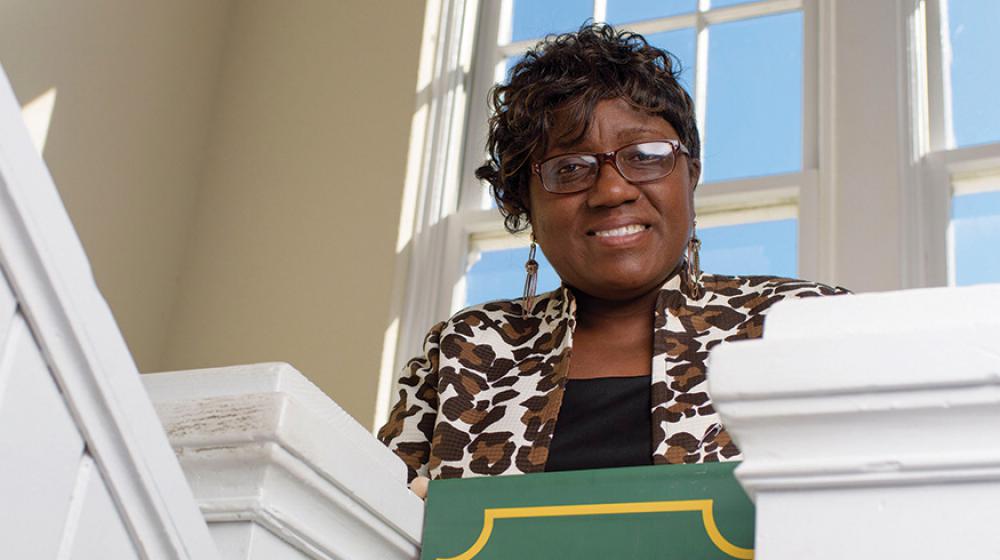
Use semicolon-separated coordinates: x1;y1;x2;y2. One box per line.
606;0;696;24
704;12;802;182
710;0;759;8
511;0;592;43
699;218;798;277
951;190;1000;286
647;28;697;94
465;246;561;306
947;0;1000;147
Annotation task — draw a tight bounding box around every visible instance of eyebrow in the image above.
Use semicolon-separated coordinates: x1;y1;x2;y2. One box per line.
549;126;667;152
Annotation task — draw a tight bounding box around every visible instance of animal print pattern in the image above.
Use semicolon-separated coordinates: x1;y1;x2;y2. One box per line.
378;272;848;482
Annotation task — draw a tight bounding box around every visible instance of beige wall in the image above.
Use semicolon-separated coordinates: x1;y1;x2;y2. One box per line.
161;1;424;426
1;1;425;428
0;0;233;369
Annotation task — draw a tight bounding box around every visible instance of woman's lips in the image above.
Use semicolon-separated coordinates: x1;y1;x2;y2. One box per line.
586;223;652;246
591;223;649;238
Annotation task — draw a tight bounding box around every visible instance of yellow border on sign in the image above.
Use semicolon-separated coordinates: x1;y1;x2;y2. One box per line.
436;499;753;560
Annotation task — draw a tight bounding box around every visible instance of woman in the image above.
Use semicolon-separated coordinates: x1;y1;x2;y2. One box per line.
378;24;847;495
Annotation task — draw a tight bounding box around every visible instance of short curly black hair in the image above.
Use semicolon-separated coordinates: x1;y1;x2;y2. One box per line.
475;23;700;233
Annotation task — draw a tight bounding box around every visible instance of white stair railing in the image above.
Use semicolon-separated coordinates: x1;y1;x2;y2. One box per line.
145;363;424;560
710;285;1000;559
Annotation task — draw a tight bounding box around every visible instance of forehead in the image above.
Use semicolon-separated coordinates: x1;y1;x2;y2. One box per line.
546;97;677;153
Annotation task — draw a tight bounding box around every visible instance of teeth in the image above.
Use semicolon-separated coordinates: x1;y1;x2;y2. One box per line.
594;224;646;238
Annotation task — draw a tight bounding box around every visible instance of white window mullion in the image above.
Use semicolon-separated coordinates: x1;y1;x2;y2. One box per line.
593;0;607;24
459;0;503;212
695;172;802;214
621;14;698;36
797;0;822;281
897;0;947;289
925;0;954;152
920;0;954;288
703;0;802;25
693;3;710;180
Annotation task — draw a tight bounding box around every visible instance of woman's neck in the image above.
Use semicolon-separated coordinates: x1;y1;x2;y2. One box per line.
571;286;661;332
565;285;660;379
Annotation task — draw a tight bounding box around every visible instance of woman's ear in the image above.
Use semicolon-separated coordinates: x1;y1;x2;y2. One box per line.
688;158;702;191
687;159;701;211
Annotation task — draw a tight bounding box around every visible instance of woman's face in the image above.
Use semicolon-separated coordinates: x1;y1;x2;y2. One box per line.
528;97;699;301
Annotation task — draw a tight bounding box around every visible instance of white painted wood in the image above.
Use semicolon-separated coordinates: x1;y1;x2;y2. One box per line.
761;283;1000;340
209;523;255;560
0;65;217;558
0;269;15;347
63;459;141;559
56;454;98;559
709;285;1000;559
145;363;424;560
0;314;85;560
211;523;312;560
755;483;1000;558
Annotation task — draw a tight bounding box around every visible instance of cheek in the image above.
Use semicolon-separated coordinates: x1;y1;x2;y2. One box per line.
531;209;567;251
656;184;695;226
526;187;567;242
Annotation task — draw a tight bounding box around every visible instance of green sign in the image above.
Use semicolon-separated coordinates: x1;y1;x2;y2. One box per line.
422;463;755;560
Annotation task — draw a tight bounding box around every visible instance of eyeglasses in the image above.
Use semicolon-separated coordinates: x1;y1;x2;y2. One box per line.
531;139;691;194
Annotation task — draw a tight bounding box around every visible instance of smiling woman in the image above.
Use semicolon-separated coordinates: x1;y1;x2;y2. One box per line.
378;24;848;491
528;100;695;306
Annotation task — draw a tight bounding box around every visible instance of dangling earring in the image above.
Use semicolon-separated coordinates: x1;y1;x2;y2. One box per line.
685;221;703;299
522;236;539;317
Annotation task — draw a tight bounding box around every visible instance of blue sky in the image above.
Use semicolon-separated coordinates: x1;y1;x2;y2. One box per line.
948;0;1000;147
952;190;1000;286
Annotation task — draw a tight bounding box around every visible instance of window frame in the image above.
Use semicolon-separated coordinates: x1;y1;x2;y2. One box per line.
922;0;1000;286
374;0;997;429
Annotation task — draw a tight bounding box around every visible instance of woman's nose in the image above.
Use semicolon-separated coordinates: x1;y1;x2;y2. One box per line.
586;159;641;208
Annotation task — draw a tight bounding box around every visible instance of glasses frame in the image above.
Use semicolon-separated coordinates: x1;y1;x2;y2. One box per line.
531;139;691;194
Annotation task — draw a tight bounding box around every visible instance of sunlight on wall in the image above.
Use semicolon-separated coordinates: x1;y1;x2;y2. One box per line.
373;316;401;430
20;87;56;154
375;0;444;431
397;103;429;254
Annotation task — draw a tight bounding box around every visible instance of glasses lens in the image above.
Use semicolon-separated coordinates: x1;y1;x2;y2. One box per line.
540;154;598;193
617;142;676;182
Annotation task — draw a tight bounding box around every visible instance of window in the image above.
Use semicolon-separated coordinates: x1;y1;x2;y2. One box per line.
925;0;1000;286
375;0;1000;428
459;0;816;307
464;241;560;306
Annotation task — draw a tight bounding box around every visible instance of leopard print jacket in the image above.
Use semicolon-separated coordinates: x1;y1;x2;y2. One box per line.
378;272;848;482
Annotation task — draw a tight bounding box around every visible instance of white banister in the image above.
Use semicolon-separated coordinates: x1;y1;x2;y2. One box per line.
0;64;218;559
144;363;424;560
709;285;1000;559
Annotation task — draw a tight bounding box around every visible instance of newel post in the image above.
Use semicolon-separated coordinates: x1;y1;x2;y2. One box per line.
709;285;1000;559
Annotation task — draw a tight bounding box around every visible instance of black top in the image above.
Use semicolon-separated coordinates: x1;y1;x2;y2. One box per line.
545;375;653;472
